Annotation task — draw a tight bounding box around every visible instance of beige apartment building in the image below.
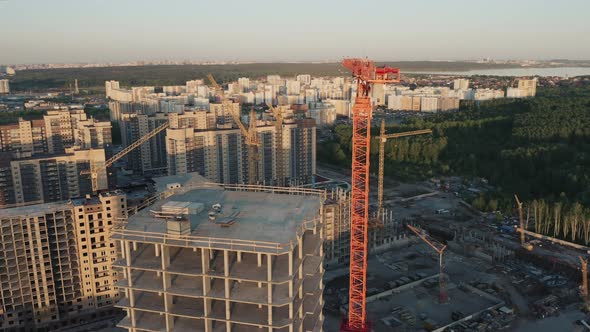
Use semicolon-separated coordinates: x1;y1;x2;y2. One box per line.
0;191;126;331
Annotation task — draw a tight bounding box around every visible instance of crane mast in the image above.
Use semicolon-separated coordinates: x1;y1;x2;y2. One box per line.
340;58;400;332
376;119;432;220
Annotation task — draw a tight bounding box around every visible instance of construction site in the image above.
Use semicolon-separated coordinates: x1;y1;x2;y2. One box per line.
316;59;590;332
318;170;590;331
97;59;590;332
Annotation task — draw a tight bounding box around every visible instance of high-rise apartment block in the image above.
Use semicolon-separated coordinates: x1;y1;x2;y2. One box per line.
0;108;112;207
0;109;112;158
453;78;470;90
112;179;325;332
507;78;538;98
0;149;108;207
0;191;126;331
166;110;316;185
119;113;168;175
0;79;10;94
106;79;317;184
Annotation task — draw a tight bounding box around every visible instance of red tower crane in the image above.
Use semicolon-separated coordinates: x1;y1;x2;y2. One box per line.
340;58;400;332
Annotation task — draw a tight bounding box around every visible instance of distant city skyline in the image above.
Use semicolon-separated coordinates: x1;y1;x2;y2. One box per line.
1;0;589;64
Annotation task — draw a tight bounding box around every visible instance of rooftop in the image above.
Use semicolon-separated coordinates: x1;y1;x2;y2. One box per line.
0;201;72;219
114;180;324;254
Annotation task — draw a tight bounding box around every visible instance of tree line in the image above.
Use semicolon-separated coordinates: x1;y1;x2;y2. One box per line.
318;81;590;242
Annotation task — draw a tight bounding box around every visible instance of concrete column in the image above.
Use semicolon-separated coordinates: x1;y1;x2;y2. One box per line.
164;293;174;330
129;308;136;328
268;304;273;328
224;250;229;277
267;254;273;304
124;241;132;266
224;250;231;328
237;251;242;262
202;248;210;273
132;241;137;251
155;243;160;257
258;253;262;267
161;244;170;269
201;248;212;332
166;314;175;331
288;251;293;276
120;240;125;260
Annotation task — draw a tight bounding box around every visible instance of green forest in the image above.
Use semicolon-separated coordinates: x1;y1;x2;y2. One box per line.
318;82;590;242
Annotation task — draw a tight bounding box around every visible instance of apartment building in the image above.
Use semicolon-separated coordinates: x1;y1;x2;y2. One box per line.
0;79;9;94
0;118;47;158
0;191;126;331
166;111;316;185
120;113;168;175
112;179;324;332
0;109;112;158
0;149;108;207
507;78;538;98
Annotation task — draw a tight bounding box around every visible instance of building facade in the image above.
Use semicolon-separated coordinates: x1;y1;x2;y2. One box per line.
166;112;316;186
0;149;108;207
0;109;112;159
0;192;126;331
0;79;9;94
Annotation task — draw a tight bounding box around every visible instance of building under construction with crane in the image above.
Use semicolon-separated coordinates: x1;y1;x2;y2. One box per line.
165;105;316;186
113;174;325;332
106;77;316;185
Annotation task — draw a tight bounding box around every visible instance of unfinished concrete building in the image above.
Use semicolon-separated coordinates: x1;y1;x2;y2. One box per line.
323;189;408;268
112;180;325;332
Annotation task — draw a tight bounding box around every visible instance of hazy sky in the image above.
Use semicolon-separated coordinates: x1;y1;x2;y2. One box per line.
1;0;589;64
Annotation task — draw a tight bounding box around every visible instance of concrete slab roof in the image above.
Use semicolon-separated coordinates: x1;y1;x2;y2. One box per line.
0;201;72;219
118;184;323;253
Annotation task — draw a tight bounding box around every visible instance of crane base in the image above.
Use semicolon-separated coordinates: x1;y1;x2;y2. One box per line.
340;319;372;332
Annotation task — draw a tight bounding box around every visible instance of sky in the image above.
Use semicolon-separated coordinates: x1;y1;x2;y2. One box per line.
1;0;589;64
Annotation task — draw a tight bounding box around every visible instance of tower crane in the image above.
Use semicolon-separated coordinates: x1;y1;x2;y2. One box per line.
376;119;432;220
581;256;589;311
80;121;169;192
266;103;285;186
407;224;448;303
207;74;260;184
340;58;400;332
